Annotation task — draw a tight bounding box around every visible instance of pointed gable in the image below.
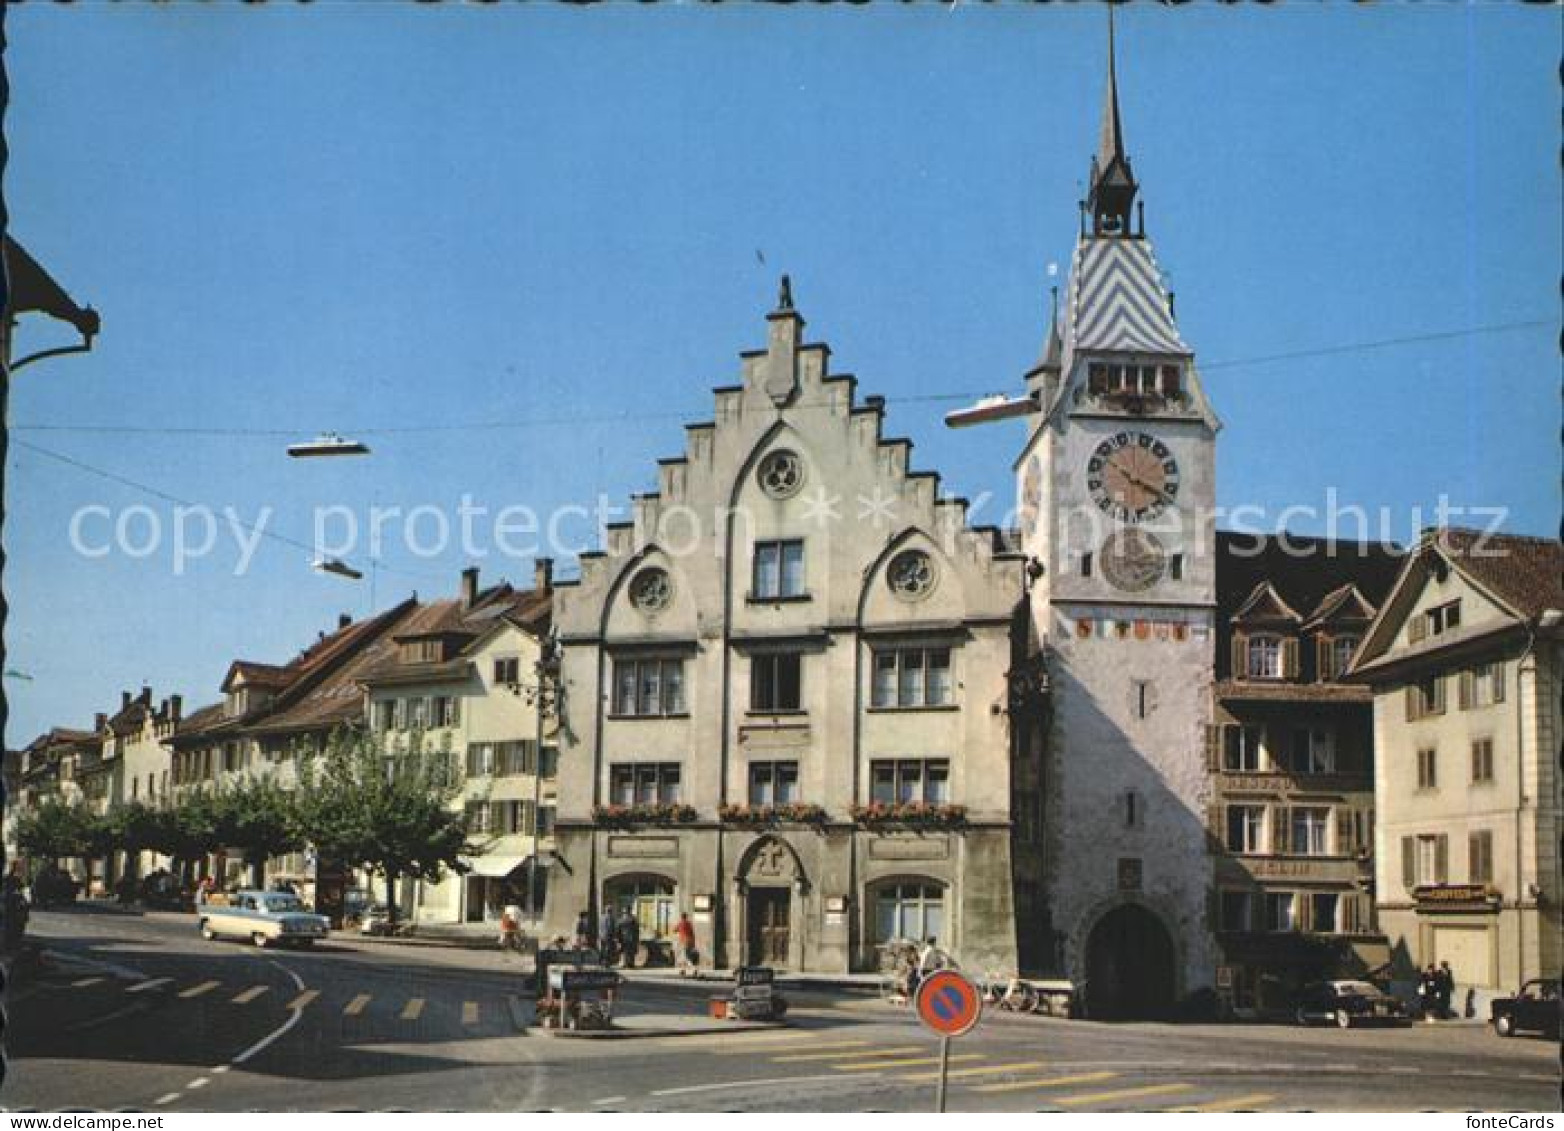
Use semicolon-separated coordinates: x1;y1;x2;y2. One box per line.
1231;580;1303;627
1304;583;1377;631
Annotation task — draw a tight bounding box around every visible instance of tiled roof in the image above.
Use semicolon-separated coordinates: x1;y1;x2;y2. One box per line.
1212;679;1372;705
227;661;292;688
1433;528;1563;620
361;586;552;685
1065;237;1189;357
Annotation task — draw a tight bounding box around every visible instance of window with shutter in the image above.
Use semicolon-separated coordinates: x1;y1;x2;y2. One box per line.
1336;809;1356;855
1434;835;1448;883
1281;637;1299;680
1402;836;1416;888
1204;724;1223;772
1316;637;1332;681
1271;805;1289;854
1230;635;1247;680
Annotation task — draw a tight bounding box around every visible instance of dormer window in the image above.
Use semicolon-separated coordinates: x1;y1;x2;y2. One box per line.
401;638;446;664
1246;635;1282;680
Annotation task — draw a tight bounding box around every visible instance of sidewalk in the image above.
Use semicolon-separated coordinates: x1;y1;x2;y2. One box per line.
628;965;885;996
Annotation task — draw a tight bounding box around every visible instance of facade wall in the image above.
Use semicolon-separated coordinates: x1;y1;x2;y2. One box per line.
548;300;1024;971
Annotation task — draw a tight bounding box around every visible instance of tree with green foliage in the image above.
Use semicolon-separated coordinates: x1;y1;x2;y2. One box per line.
15;798;90;864
295;728;470;923
216;777;304;888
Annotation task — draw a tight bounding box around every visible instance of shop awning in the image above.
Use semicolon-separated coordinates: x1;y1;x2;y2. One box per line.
462;854;542;879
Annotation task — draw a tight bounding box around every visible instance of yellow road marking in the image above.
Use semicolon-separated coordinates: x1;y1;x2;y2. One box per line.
901;1060;1047;1083
343;993;372;1016
773;1045;917;1063
71;977;104;988
1056;1082;1194;1107
178;980;221;999
462;1001;479;1025
1176;1094;1277;1113
974;1070;1119;1095
231;985;269;1004
833;1053;983;1072
401;997;425;1021
286;989;319;1011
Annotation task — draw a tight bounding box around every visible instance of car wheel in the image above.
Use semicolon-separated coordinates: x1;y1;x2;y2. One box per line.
1335;1010;1353;1029
1494;1015;1515;1037
199;920;215;941
252;932;270;949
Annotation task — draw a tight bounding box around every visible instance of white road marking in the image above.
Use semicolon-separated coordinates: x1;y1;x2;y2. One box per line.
71;976;105;988
186;1077;210;1090
652;1073;878;1098
126;977;172;994
154;1094;181;1106
231;984;269;1004
229;960;307;1066
179;980;221;999
593;1096;628;1106
401;997;426;1020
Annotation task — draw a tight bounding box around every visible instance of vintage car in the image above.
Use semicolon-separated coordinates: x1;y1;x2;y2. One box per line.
1490;979;1561;1040
1294;980;1412;1028
197;890;330;948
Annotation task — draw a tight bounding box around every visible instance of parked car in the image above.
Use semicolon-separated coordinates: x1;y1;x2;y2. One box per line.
1294;980;1412;1028
1490;979;1561;1040
197;889;330;948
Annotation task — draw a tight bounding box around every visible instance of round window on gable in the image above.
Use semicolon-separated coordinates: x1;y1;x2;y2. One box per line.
757;449;805;499
629;566;673;614
887;549;937;601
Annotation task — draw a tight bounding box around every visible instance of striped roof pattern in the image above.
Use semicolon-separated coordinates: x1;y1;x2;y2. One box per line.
1066;236;1189;356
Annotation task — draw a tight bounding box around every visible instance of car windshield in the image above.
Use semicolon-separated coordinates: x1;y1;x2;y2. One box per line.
263;895;305;913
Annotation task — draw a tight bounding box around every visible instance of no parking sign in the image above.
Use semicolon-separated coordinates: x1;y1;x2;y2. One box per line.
913;970;983;1111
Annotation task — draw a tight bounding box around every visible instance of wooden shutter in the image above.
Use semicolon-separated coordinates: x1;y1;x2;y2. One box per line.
1282;637;1300;679
1336;808;1357;856
1405;684;1418;721
1272;805;1290;854
1409;614;1426;643
1493;663;1506;703
1458;670;1473;710
1316;636;1333;681
1401;836;1416;888
1205;725;1223;772
1230;634;1247;679
1434;835;1448;883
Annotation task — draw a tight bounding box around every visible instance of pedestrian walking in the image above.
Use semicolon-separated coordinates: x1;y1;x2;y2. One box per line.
674;912;698;975
617;908;641;969
573;909;590;949
1418;963;1439;1022
1437;961;1455;1020
599;906;618;964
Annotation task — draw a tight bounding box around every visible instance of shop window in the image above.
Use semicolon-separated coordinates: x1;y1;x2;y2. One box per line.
606;876;676;940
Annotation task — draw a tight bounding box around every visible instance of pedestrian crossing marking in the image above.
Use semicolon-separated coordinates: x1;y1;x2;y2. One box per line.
127;977;172;994
401;998;425;1021
974;1070;1119;1094
901;1060;1047;1083
462;1001;479;1026
773;1045;917;1063
71;977;104;988
231;985;269;1004
832;1053;983;1072
720;1039;867;1057
1176;1093;1277;1113
179;980;222;999
1056;1082;1193;1107
344;994;372;1016
286;989;319;1011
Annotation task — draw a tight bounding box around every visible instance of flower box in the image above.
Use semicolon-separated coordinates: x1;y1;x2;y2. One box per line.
591;803;698;829
849;802;967;830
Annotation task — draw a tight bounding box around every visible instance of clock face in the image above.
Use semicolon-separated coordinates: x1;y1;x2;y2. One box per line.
1020;455;1043;532
1100;528;1167;593
1087;431;1180;523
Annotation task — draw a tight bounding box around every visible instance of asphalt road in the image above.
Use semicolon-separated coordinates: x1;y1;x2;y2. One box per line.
3;905;1558;1113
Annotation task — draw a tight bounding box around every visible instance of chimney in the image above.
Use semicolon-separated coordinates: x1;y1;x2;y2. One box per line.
338;613;352;630
534;557;554;592
170;695;183;722
139;685;152;705
94;713;107;732
121;691;131;710
461;566;480;609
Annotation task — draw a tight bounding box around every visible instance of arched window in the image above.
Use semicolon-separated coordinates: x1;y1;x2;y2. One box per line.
873;881;946;946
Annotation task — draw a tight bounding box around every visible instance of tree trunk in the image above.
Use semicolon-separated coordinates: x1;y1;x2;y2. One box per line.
250;857;265;889
385;871;398;924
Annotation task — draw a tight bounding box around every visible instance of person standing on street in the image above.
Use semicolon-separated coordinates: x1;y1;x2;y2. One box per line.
674;912;698;975
617;908;641;969
573;909;591;949
599;905;618;964
1437;961;1455;1020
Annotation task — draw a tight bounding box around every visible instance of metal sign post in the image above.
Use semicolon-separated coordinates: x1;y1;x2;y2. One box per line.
913;970;982;1114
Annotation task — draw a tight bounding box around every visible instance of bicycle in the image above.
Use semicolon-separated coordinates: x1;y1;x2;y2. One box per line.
981;970;1042;1013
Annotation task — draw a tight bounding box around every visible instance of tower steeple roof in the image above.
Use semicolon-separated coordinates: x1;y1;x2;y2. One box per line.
1086;7;1139;238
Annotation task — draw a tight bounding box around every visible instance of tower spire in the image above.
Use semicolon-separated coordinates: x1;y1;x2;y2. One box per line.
1087;5;1139;238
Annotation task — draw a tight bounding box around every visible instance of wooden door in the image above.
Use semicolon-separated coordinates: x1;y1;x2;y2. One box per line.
747;888;791;967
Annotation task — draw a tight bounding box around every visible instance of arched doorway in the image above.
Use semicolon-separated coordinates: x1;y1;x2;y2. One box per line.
1084;903;1176;1020
736;837;805;968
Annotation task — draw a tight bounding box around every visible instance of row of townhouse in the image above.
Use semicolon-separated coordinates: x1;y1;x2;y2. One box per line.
8;563;558;928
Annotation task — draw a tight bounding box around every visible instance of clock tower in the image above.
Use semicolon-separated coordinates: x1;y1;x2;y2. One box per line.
1015;17;1219;1018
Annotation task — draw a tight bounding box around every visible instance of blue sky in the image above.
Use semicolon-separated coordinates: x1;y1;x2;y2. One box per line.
5;4;1558;741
